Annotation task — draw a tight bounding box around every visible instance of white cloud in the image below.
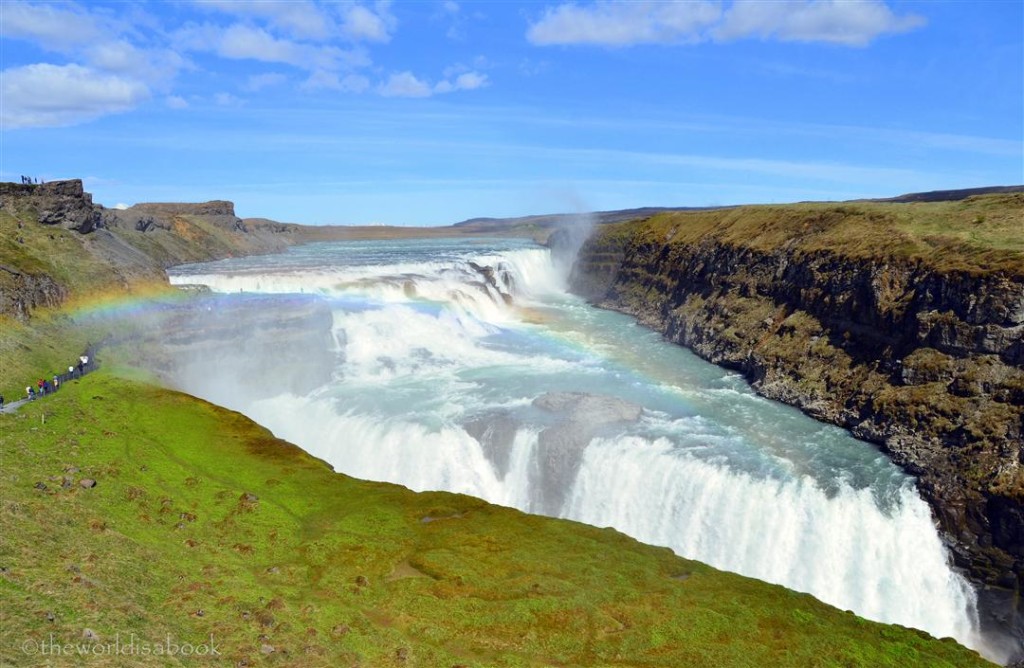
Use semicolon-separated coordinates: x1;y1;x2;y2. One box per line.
451;71;488;91
194;0;396;43
378;69;488;97
214;92;242;106
218;24;306;65
195;0;335;41
439;0;466;39
243;72;289;92
87;40;147;73
113;203;130;210
2;3;184;85
0;2;104;48
84;41;186;88
0;3;185;127
1;63;150;129
340;2;397;42
186;23;366;72
527;1;721;46
165;95;189;109
301;71;371;93
378;71;433;97
715;0;925;46
527;0;924;47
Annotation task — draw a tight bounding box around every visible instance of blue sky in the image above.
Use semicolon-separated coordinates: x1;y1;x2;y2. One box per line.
2;1;1021;226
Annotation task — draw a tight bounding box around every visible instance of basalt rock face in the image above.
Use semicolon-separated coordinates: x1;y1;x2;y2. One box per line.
0;180;102;233
462;393;644;515
570;214;1024;632
111;200;247;235
532;392;643;514
0;264;67;320
132;201;237;217
99;200;296;258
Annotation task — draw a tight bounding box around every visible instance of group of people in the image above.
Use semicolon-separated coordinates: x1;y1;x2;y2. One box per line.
19;355;90;403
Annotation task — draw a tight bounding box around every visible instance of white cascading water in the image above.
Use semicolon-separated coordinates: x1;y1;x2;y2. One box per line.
167;238;993;659
566;436;976;635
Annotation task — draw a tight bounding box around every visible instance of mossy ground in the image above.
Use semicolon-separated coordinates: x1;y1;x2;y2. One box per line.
0;372;991;667
633;193;1024;275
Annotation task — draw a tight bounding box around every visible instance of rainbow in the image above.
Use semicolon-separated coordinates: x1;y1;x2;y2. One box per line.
64;283;197;322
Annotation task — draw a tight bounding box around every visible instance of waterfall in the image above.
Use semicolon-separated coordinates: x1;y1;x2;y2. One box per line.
165;237;992;659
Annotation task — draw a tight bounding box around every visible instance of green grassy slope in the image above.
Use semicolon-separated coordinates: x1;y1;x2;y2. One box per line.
0;372;989;667
625;193;1024;275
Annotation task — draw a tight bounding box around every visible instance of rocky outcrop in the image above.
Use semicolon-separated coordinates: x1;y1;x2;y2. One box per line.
568;205;1024;640
0;180;302;318
0;180;101;232
132;201;236;217
462;392;643;514
106;200;246;235
532;392;643;514
0;264;67;320
463;412;520;477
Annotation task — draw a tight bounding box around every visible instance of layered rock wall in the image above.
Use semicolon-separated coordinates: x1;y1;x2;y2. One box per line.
0;180;102;233
569;214;1024;615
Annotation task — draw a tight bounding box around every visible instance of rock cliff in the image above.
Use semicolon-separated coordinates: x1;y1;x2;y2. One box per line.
0;180;102;233
0;180;302;319
567;195;1024;641
0;264;66;318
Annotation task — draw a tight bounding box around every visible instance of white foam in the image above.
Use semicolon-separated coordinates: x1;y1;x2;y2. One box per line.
565;435;983;650
169;248;564;326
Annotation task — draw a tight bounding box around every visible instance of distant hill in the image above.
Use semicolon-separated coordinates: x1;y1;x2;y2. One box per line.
871;185;1024;203
452;206;713;233
449;186;1024;232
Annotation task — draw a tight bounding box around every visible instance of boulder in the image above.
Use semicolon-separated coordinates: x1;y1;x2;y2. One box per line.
532;392;642;514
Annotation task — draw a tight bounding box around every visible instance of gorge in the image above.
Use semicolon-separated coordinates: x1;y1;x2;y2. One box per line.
564;196;1024;655
155;230;1016;661
2;180;1020;665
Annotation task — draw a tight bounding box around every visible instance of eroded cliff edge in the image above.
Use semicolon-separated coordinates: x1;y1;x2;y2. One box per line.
567;194;1024;630
0;180;303;319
